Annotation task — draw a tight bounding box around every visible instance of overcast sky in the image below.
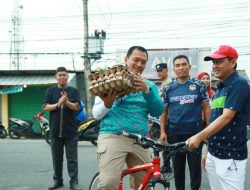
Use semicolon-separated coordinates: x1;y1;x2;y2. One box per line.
0;0;250;76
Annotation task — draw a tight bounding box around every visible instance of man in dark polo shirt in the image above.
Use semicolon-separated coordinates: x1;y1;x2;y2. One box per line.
160;55;210;190
187;45;250;190
43;67;82;190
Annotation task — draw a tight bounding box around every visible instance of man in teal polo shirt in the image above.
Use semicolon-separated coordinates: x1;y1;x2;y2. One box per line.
187;45;250;190
92;46;164;190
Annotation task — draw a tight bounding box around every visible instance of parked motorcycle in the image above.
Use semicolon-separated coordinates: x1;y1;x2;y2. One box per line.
8;117;46;141
0;121;7;139
34;112;50;145
78;118;100;146
37;115;100;146
148;116;160;141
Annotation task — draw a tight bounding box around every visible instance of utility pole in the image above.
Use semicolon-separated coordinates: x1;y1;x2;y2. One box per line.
10;0;24;70
82;0;92;116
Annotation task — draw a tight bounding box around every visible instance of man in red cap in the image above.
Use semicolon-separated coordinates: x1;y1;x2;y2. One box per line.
187;45;250;190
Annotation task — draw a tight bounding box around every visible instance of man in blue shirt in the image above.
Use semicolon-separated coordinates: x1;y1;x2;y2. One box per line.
92;46;164;190
188;45;250;190
160;55;210;190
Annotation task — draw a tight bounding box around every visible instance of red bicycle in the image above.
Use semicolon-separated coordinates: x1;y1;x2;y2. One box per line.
89;131;187;190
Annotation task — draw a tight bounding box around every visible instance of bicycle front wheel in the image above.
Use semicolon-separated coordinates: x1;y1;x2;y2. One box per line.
89;172;100;190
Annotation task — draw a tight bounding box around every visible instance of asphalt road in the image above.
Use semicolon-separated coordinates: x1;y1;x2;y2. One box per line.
0;139;98;190
0;138;249;190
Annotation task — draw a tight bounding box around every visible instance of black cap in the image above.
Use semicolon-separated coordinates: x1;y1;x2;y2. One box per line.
155;63;168;71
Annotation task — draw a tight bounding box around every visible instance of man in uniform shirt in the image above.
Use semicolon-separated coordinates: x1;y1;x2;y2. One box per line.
156;63;169;96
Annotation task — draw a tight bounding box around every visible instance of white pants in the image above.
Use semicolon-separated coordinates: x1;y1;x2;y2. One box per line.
206;152;247;190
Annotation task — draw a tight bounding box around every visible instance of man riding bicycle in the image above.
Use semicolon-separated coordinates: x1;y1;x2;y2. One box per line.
92;46;164;190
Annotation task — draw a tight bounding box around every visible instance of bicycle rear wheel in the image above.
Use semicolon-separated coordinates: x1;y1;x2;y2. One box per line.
89;172;100;190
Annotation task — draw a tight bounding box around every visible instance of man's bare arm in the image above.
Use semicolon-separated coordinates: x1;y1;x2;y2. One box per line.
159;107;168;142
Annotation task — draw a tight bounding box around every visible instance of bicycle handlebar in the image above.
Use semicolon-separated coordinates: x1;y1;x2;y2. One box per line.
123;131;155;144
122;131;187;152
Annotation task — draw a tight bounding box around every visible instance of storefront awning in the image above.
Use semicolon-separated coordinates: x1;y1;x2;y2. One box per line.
0;73;74;86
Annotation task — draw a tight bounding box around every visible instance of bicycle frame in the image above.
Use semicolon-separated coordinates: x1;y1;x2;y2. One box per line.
118;151;164;190
89;132;186;190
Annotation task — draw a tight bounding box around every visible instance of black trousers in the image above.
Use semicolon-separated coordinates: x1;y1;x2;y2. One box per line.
51;136;79;185
168;134;202;190
162;124;171;168
162;150;171;167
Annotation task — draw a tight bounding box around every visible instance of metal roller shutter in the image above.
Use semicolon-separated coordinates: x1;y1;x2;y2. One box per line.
9;86;50;132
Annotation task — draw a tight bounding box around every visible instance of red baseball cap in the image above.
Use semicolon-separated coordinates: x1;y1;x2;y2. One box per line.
204;45;238;61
